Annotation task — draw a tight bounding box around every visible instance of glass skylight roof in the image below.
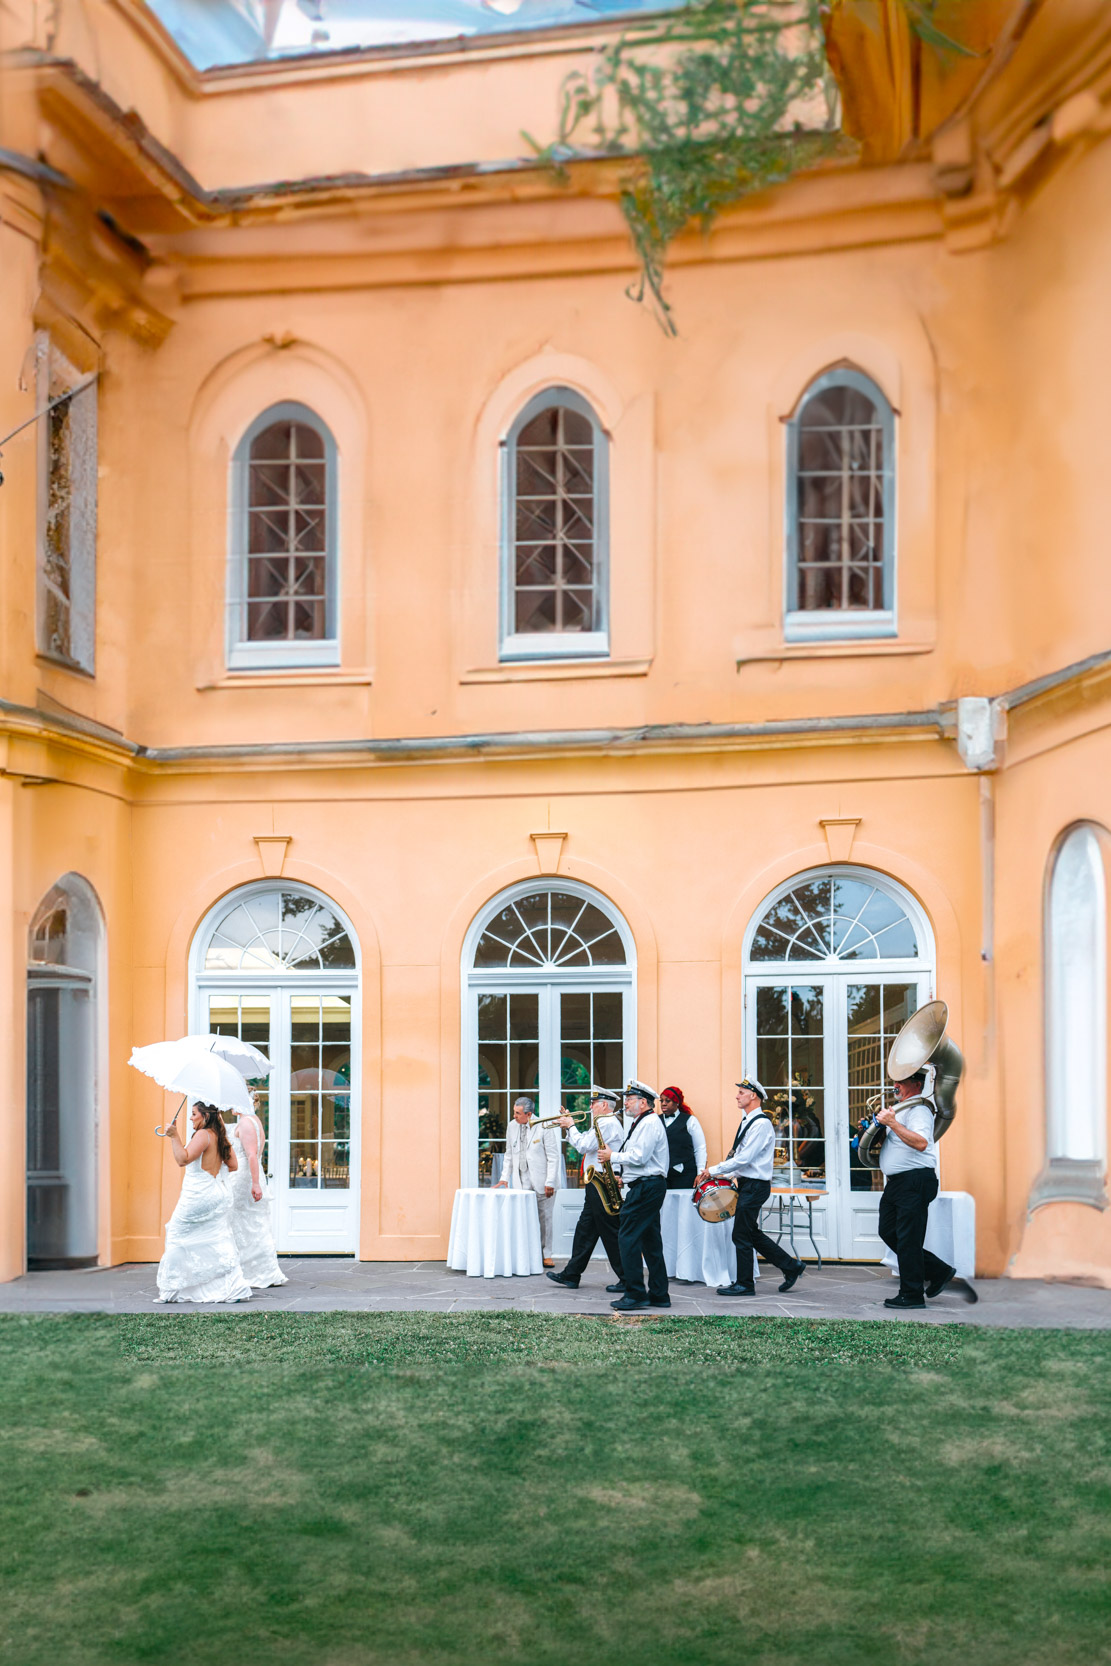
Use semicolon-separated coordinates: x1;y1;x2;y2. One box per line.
147;0;671;70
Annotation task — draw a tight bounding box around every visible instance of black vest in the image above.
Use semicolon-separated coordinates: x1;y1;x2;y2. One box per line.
663;1111;697;1188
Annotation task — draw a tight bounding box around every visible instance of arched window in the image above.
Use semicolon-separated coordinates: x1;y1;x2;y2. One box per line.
462;882;634;1188
501;388;609;661
228;402;338;671
786;368;895;642
192;882;360;1253
744;866;933;1260
1034;825;1108;1209
27;876;103;1268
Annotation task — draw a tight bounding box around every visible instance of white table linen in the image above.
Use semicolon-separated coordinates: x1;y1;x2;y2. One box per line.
661;1190;759;1286
881;1189;975;1279
448;1187;542;1278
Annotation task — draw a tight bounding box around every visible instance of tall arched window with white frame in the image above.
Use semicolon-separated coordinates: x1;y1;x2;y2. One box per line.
228;402;339;671
785;367;896;643
500;387;609;661
1033;823;1109;1210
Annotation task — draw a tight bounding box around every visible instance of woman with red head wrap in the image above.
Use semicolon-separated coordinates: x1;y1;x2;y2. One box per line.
657;1086;708;1189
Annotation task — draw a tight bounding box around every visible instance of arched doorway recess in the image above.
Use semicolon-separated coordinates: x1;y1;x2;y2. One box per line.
743;866;935;1259
461;880;636;1188
27;876;103;1269
191;882;360;1255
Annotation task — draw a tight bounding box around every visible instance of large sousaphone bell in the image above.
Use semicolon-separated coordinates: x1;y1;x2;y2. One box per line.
857;1000;964;1169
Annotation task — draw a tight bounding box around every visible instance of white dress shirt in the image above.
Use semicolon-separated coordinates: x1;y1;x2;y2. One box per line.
503;1119;561;1191
567;1113;625;1159
661;1111;707;1173
709;1110;777;1183
878;1099;938;1176
608;1111;669;1182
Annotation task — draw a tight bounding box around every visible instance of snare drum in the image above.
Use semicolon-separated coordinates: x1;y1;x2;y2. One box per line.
691;1175;738;1222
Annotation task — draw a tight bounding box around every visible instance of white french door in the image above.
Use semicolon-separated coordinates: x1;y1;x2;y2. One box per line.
201;982;359;1254
745;973;932;1259
465;973;634;1188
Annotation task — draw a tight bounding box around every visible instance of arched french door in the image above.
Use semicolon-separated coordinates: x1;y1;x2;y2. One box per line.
191;883;360;1255
27;876;103;1269
461;881;636;1189
744;866;935;1260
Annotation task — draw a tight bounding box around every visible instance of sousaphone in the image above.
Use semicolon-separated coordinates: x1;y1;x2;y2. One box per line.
857;1000;963;1170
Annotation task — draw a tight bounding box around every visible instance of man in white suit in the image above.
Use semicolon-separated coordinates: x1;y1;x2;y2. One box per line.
497;1096;562;1266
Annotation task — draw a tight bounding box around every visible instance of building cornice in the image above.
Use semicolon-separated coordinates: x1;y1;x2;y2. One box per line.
2;647;1109;786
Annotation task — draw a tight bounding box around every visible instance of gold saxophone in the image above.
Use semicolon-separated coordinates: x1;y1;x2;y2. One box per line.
585;1113;622;1217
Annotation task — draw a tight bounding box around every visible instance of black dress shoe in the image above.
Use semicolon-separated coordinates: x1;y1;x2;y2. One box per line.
605;1282;626;1293
778;1260;805;1293
716;1282;756;1296
648;1297;671;1308
884;1293;926;1309
545;1270;578;1287
925;1263;956;1299
610;1295;649;1311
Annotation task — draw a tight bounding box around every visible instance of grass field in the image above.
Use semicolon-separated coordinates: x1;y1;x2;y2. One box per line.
2;1312;1109;1666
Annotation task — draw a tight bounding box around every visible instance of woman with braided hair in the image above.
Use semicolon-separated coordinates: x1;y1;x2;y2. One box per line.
155;1103;252;1304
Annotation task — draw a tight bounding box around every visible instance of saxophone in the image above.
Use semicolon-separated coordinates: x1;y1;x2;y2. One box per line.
585;1113;623;1216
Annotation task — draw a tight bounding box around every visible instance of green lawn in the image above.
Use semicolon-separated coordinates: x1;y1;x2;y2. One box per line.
2;1313;1109;1666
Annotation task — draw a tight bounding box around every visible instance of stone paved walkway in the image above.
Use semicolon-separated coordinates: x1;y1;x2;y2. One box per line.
2;1259;1110;1326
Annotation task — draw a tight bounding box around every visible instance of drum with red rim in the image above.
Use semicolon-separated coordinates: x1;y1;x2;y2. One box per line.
692;1175;738;1222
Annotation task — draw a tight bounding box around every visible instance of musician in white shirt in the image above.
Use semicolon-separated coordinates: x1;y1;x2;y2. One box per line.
599;1080;670;1311
497;1096;561;1267
696;1077;805;1297
547;1087;626;1290
875;1070;954;1308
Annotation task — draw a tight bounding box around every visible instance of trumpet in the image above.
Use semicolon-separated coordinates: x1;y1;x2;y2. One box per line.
526;1109;591;1130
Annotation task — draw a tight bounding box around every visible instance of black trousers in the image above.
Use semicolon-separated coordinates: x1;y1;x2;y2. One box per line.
878;1168;946;1297
731;1177;796;1285
618;1176;668;1302
562;1182;624;1282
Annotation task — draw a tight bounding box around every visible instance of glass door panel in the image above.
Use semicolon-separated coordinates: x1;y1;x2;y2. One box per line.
756;983;827;1189
289;993;352;1190
841;980;925;1259
207;993;272;1137
559;989;625;1187
476;989;540;1186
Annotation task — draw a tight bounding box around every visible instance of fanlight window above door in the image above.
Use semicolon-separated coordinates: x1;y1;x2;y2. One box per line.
749;875;920;963
204;888;355;972
474;889;626;969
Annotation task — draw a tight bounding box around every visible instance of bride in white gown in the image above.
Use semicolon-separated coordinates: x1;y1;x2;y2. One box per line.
155;1104;252;1304
227;1100;288;1289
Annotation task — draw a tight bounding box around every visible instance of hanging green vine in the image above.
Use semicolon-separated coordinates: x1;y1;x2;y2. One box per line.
526;0;977;332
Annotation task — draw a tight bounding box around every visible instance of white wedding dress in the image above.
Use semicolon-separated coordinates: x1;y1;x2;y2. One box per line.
155;1156;252;1304
227;1113;288;1289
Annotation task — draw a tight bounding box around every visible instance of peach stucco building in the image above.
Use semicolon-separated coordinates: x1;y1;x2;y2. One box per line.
2;0;1110;1283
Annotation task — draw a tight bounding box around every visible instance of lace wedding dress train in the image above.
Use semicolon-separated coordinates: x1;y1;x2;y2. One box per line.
228;1114;288;1289
155;1159;252;1304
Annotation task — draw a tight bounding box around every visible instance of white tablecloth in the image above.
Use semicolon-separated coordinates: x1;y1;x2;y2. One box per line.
661;1190;759;1286
881;1189;976;1279
447;1188;542;1278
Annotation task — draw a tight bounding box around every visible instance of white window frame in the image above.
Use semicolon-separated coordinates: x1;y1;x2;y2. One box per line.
1031;824;1109;1211
227;401;340;672
499;387;610;662
460;879;636;1187
36;336;98;675
784;367;896;645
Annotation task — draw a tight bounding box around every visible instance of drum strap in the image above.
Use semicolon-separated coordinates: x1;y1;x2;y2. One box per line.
727;1111;772;1159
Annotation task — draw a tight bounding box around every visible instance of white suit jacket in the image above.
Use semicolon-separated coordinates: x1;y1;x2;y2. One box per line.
504;1119;561;1191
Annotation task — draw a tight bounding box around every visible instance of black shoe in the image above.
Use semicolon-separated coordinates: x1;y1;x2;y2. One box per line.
716;1282;757;1296
545;1270;579;1288
925;1263;956;1299
610;1295;649;1311
605;1282;626;1293
778;1261;806;1293
884;1293;926;1309
648;1297;671;1308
